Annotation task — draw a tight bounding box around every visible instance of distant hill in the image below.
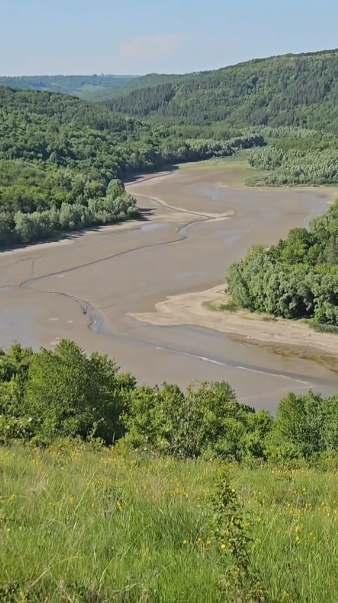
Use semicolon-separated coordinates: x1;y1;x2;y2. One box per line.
0;75;137;100
103;49;338;132
0;73;200;101
94;71;202;100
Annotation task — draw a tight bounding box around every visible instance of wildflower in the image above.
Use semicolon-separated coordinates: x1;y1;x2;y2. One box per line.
197;537;203;543
183;539;188;545
295;536;300;544
220;543;226;550
9;494;16;501
295;525;301;533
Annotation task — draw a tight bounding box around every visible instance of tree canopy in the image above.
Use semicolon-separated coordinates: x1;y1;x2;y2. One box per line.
104;49;338;132
227;200;338;325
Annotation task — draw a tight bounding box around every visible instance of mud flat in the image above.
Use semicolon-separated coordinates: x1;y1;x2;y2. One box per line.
0;163;337;412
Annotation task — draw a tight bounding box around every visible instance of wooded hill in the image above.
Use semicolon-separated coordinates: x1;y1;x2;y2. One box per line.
104;49;338;132
0;72;199;102
0;86;261;247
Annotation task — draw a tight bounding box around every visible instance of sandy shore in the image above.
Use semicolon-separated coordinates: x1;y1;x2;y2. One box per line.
129;285;338;361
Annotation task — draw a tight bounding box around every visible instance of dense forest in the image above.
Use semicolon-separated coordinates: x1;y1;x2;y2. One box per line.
247;132;338;185
227;199;338;326
104;49;338;131
0;86;262;247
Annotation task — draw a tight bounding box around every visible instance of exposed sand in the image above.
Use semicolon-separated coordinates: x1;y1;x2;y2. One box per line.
0;163;337;411
129;285;338;369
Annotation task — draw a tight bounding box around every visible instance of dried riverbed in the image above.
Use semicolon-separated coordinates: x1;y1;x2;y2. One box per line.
0;164;337;411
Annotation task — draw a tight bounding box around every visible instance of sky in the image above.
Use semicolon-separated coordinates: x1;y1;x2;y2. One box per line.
1;0;338;76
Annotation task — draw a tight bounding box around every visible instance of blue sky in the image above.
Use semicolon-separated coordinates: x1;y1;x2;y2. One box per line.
1;0;338;75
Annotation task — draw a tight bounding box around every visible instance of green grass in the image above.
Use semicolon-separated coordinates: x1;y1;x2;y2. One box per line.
202;297;239;314
1;444;338;602
308;320;338;334
179;156;267;188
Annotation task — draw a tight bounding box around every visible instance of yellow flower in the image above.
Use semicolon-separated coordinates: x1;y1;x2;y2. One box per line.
220;543;226;550
197;537;203;543
183;539;188;545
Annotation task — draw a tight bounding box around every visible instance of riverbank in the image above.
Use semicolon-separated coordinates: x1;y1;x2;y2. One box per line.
129;285;338;372
1;164;337;410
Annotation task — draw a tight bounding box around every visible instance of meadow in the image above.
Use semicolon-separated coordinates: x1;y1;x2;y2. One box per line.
1;443;338;602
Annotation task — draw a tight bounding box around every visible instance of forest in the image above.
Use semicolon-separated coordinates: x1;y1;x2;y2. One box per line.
104;49;338;131
0;86;262;247
247;133;338;185
0;74;135;99
0;72;197;101
227;198;338;326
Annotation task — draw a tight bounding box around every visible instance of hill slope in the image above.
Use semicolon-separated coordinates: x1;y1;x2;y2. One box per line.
0;74;138;100
0;86;260;247
103;49;338;132
0;73;199;102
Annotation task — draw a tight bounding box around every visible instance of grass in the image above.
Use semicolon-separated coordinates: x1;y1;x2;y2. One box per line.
1;444;338;602
179;156;267;188
308;320;338;334
203;299;239;313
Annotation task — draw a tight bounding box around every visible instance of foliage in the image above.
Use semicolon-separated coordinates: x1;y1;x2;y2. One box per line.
210;465;266;600
0;86;263;247
1;339;338;468
247;134;338;185
123;380;271;460
0;340;136;446
227;199;338;324
103;49;338;132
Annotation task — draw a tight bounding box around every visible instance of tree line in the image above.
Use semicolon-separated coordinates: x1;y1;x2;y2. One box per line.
247;134;338;185
227;199;338;325
1;339;338;467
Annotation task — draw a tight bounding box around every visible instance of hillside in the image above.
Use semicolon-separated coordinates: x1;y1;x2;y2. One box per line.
0;86;260;247
94;71;203;101
104;49;338;132
0;72;199;102
0;74;136;100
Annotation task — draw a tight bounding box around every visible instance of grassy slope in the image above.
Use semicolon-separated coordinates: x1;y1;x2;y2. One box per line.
2;445;338;602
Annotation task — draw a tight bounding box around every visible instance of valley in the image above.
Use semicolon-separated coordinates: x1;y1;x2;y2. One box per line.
1;162;337;412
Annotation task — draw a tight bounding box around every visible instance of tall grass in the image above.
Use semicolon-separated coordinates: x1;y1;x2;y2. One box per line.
1;444;338;602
